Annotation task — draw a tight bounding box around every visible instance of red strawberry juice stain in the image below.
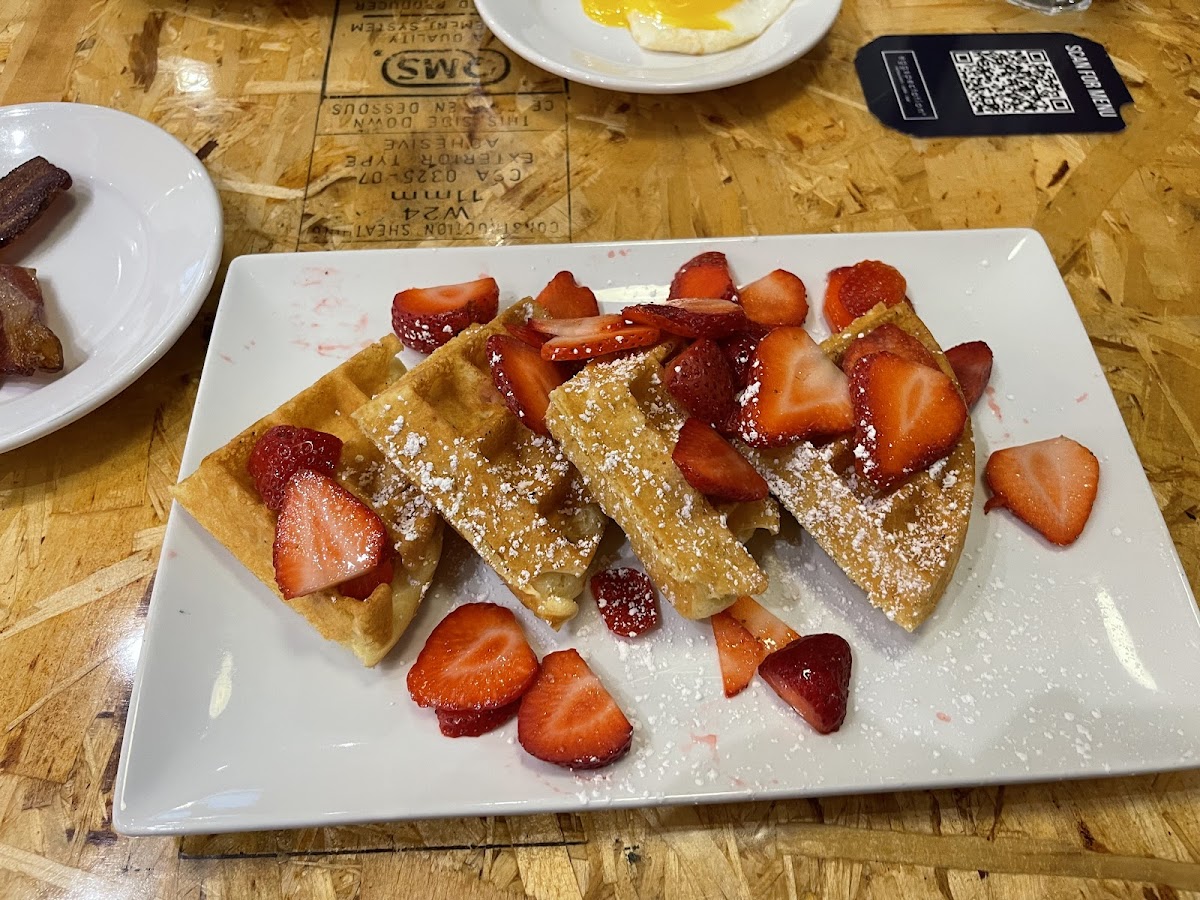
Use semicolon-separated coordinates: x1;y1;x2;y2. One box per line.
985;386;1003;421
316;341;362;357
297;266;336;287
1076;393;1088;403
936;711;951;723
607;250;616;258
219;353;234;364
690;732;719;765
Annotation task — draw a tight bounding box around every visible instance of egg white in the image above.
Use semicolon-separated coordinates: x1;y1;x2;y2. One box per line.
625;0;792;54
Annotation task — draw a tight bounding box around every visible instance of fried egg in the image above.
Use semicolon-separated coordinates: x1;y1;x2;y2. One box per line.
582;0;791;54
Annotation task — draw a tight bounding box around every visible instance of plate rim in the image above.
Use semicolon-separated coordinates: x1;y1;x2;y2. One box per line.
474;0;844;94
0;101;223;454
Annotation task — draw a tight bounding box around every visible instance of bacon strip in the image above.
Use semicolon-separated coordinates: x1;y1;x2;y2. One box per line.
0;156;72;248
0;265;63;375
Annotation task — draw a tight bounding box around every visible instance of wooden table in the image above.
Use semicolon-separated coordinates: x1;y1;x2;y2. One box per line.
2;1;1199;897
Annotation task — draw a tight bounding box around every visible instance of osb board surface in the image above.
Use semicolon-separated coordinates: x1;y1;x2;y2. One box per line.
0;0;1198;897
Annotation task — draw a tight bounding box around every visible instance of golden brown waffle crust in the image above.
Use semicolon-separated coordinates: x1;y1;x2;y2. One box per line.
741;303;976;631
172;335;444;667
546;342;769;621
352;302;605;629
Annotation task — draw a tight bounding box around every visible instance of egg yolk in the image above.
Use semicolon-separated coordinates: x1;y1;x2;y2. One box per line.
583;0;738;30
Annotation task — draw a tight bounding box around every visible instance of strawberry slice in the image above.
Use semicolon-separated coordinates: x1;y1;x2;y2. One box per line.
272;469;389;600
392;277;500;353
945;340;994;408
668;251;737;301
726;595;799;653
840;323;937;376
662;338;737;429
823;266;854;332
247;425;343;512
672;417;769;503
758;633;853;734
487;334;567;436
622;298;748;339
504;321;549;348
738;269;809;327
984;436;1099;546
850;351;967;491
435;698;521;738
711;610;769;697
736;326;854;448
407;602;540;712
839;260;908;323
517;648;633;769
535;270;600;319
720;332;761;388
591;568;660;637
530;314;661;361
337;552;394;600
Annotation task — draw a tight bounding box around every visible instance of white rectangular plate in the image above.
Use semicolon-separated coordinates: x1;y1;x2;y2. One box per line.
114;230;1200;835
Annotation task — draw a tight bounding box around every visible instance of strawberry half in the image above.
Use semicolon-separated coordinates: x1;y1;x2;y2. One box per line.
272;469;389;600
487;334;567;436
662;338;737;429
738;269;809;327
504;322;549;348
407;602;540;712
840;323;937;376
823;266;854;333
945;340;994;408
720;332;762;388
622;298;748;339
849;350;968;491
247;425;343;512
672;417;769;503
392;277;500;353
758;633;853;734
535;270;600;319
711;610;769;697
591;568;660;638
984;436;1099;546
736;326;854;448
531;314;661;362
436;698;521;738
668;251;737;302
839;260;908;323
726;595;799;653
337;552;394;600
517;648;633;769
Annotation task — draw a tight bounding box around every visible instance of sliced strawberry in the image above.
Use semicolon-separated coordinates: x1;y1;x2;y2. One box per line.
758;633;853;734
517;649;633;769
435;698;521;738
247;425;343;512
504;321;549;348
392;277;500;353
839;260;908;323
945;340;994;408
736;326;854;448
823;266;854;332
738;269;809;327
272;469;389;600
840;323;937;376
668;251;737;302
672;418;768;503
711;610;769;697
726;595;800;653
720;332;762;388
487;334;567;436
622;298;748;339
662;338;737;429
407;602;540;712
850;351;967;491
338;552;394;600
536;315;661;362
535;270;600;319
984;436;1099;546
591;568;660;637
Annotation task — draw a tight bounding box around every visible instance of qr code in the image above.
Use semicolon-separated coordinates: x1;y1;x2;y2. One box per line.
951;49;1073;116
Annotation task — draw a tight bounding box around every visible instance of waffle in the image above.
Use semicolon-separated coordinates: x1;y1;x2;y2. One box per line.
173;335;444;666
353;301;606;628
545;342;772;621
741;303;975;631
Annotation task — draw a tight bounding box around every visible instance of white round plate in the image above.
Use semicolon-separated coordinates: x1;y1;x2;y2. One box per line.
475;0;842;93
0;102;222;454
